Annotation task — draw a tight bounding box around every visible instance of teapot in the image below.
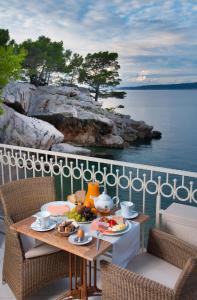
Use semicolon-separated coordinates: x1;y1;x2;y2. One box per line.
91;191;119;213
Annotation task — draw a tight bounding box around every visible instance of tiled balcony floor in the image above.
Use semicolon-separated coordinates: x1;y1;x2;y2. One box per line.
0;233;101;300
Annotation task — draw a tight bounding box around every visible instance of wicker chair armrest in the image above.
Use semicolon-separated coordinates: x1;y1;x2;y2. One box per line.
147;228;197;269
100;260;174;300
4;215;24;260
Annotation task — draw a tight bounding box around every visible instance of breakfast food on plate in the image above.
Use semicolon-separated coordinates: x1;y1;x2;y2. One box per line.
97;216;127;233
47;204;70;216
57;220;79;236
67;190;86;205
66;205;97;222
112;216;124;224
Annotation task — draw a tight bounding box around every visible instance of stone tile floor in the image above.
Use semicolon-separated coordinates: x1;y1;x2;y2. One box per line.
0;233;101;300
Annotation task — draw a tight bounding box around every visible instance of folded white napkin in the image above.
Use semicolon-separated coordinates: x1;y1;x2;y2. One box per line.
82;221;140;268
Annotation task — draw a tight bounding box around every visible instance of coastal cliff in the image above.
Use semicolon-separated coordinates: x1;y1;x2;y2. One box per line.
0;82;161;155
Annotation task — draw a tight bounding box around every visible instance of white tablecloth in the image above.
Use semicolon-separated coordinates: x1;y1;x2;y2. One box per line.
82;221;140;268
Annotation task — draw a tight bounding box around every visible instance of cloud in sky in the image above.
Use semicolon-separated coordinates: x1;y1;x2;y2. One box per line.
0;0;196;85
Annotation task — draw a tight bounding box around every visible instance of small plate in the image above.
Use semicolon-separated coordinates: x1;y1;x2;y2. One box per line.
31;221;56;232
56;223;78;237
115;210;139;219
68;234;93;245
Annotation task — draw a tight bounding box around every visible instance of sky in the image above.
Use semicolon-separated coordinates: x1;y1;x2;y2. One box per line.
0;0;197;86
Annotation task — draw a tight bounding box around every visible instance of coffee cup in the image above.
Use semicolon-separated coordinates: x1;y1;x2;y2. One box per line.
120;201;135;218
33;211;51;229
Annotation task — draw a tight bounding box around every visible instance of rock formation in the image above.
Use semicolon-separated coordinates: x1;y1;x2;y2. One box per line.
1;81;162;153
0;104;64;149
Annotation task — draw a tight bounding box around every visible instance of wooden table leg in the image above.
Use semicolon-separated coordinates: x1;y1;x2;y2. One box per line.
88;261;91;287
81;259;87;300
57;256;101;300
74;255;77;290
69;253;72;291
94;260;97;289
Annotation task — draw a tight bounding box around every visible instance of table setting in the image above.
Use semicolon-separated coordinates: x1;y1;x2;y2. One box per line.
30;181;141;268
10;181;149;300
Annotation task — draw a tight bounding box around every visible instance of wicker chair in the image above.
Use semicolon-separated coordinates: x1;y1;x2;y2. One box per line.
0;176;70;300
101;228;197;300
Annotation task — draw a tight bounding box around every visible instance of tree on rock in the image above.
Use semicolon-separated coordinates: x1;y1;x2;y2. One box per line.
64;52;83;85
79;51;121;101
21;36;65;86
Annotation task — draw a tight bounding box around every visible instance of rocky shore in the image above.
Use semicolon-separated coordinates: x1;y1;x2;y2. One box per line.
0;82;161;155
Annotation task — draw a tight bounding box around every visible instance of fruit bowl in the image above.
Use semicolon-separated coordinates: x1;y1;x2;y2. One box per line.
65;205;97;223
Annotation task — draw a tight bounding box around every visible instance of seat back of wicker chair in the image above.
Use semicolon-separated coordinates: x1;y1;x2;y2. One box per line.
147;228;197;269
174;256;197;299
0;176;56;222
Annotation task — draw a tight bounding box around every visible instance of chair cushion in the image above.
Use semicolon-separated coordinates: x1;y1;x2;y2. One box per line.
126;253;182;288
25;243;60;259
20;234;42;252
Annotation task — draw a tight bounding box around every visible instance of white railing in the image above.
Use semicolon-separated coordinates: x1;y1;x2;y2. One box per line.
0;143;197;247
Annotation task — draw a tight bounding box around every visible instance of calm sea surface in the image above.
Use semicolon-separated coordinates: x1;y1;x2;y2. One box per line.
102;90;197;172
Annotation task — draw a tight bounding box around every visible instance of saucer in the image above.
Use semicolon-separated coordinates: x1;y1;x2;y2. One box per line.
115;209;139;219
31;221;56;232
68;234;92;245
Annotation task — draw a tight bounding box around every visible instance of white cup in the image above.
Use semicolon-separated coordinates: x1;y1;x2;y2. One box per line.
33;211;51;229
120;201;135;218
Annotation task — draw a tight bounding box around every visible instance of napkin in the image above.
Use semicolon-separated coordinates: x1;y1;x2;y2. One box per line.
82;221;140;268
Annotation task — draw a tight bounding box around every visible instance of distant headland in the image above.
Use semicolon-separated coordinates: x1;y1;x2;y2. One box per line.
118;82;197;90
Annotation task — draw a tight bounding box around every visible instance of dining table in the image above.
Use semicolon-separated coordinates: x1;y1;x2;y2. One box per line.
10;213;149;300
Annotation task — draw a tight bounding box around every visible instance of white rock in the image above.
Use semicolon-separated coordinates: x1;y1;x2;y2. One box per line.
37;85;80;97
2;81;36;113
51;143;91;155
0;104;64;149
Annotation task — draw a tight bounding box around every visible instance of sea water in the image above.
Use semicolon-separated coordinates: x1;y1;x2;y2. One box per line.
102;89;197;172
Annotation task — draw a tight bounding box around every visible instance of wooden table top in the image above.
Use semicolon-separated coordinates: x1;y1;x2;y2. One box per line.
10;213;149;261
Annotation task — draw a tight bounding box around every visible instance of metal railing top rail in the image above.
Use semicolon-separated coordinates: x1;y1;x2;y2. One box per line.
0;143;197;178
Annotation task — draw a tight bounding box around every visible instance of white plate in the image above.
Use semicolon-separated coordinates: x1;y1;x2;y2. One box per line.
115;210;139;220
41;201;75;216
103;221;132;236
31;221;56;232
68;234;93;245
66;218;92;225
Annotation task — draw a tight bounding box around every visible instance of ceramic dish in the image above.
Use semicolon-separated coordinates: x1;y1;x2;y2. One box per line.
66;218;92;225
102;221;132;236
56;226;77;237
56;220;78;237
31;221;56;232
41;201;75;215
68;234;93;245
